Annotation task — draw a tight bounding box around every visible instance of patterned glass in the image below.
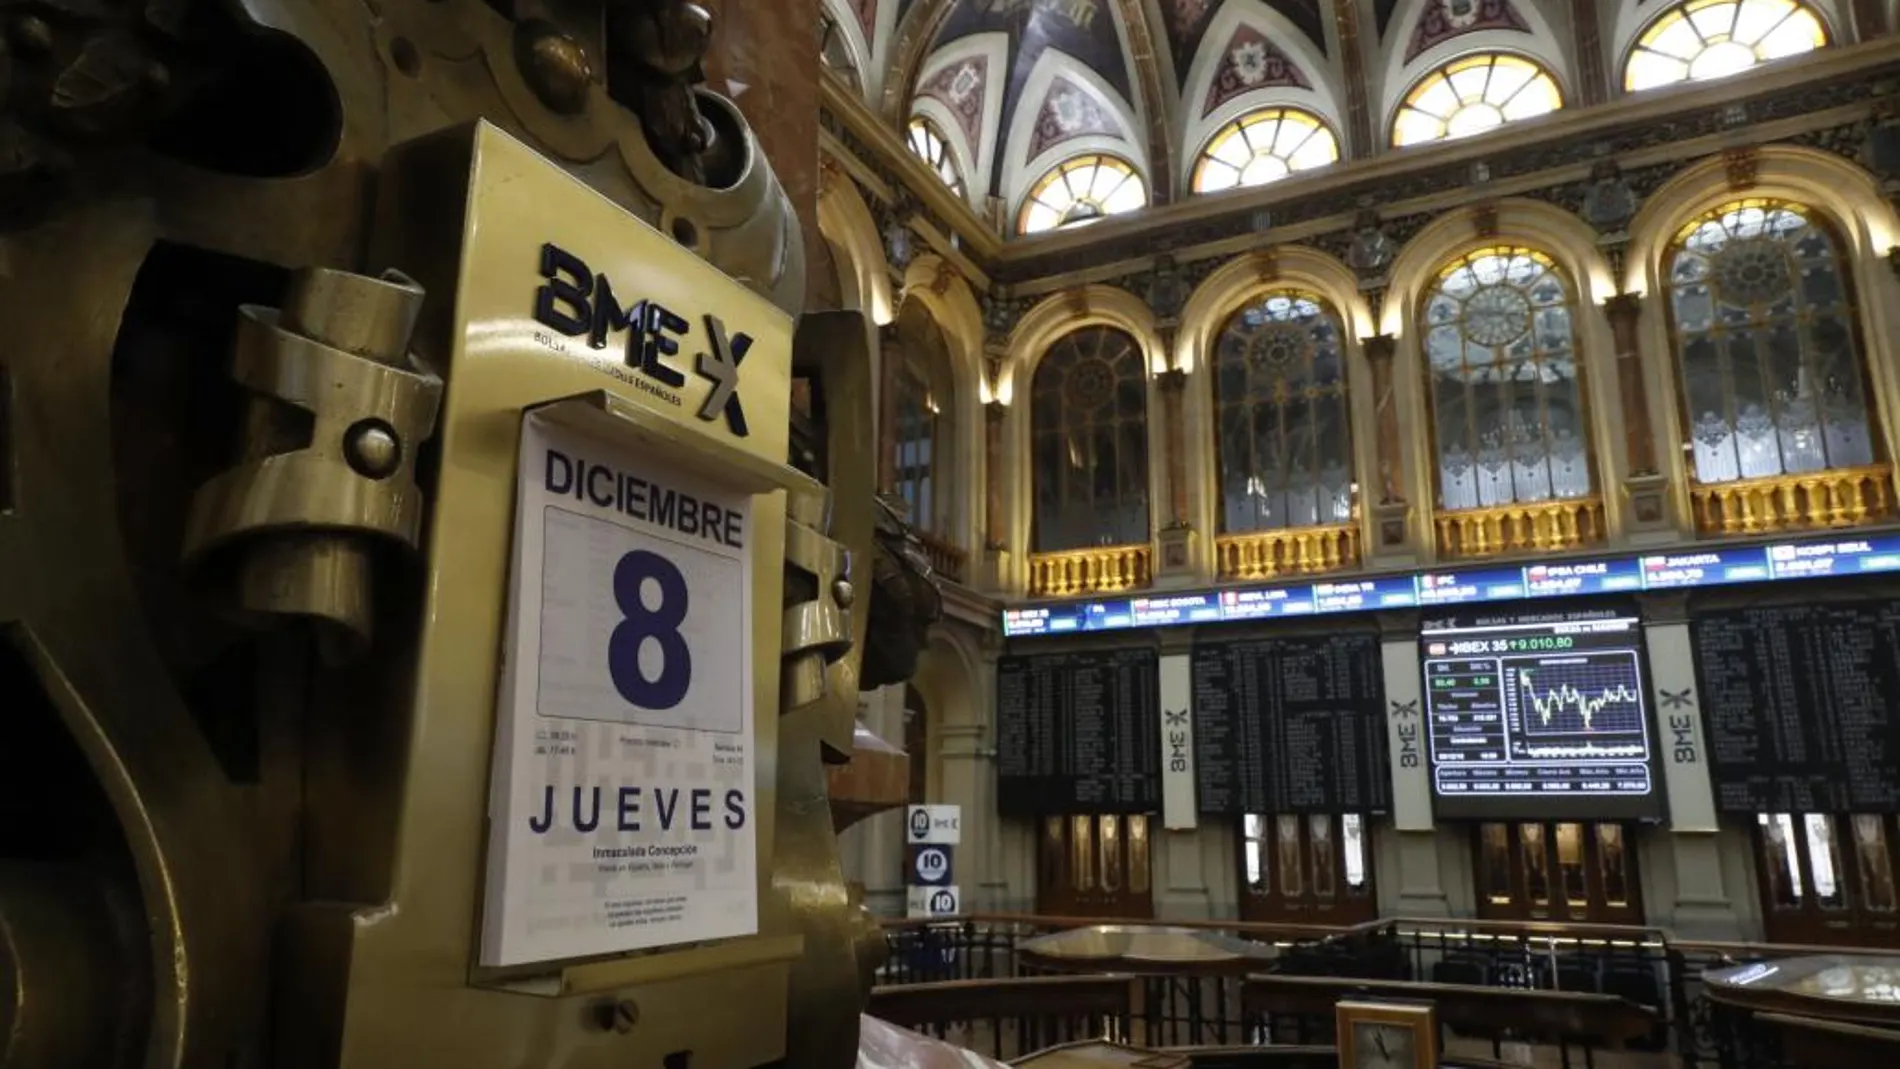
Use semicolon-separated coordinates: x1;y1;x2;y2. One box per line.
1422;246;1593;509
1213;291;1356;532
1666;199;1875;483
1030;327;1151;551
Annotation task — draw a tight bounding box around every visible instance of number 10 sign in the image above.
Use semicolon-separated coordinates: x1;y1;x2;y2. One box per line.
480;409;759;968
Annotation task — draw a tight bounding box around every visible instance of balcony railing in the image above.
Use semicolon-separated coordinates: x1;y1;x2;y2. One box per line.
1215;524;1361;582
1436;496;1606;559
1027;544;1152;598
916;530;968;585
1690;464;1894;537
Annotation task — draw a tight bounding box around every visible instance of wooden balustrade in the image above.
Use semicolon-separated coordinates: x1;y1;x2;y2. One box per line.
1435;497;1606;558
1690;464;1894;537
1214;524;1361;582
916;529;968;585
1027;544;1152;598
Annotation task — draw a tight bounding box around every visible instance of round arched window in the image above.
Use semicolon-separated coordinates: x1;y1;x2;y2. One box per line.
907;116;966;197
1192;108;1340;194
1625;0;1826;92
1391;54;1563;147
1017;155;1149;235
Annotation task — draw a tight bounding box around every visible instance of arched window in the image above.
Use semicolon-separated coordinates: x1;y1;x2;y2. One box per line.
1192;108;1340;194
1212;291;1356;532
818;11;862;90
1030;327;1151;552
1625;0;1827;93
907;116;966;198
1392;54;1563;147
1018;155;1148;235
1422;246;1593;511
1665;199;1877;485
889;302;955;538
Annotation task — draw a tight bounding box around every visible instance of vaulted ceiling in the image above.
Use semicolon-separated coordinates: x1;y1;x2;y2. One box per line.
817;0;1867;232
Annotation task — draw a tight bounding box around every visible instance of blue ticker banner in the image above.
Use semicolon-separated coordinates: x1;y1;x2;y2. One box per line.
999;531;1900;637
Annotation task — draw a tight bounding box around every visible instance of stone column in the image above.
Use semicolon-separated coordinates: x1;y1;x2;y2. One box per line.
1604;294;1657;476
1362;334;1413;554
877;322;901;496
1603;294;1674;531
982;399;1008;591
1157;367;1189;526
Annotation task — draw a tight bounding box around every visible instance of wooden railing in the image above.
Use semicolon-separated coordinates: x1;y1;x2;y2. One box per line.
916;529;968;585
1690;464;1894;537
1214;524;1361;582
1436;496;1606;558
1027;544;1152;598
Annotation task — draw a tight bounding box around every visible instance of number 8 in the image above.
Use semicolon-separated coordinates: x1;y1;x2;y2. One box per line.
608;549;692;710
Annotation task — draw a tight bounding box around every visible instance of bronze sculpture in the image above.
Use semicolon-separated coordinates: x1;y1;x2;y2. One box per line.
0;2;932;1067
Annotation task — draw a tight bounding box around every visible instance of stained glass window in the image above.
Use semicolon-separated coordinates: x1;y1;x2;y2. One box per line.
1665;199;1876;484
1192;108;1340;194
1625;0;1827;93
1422;246;1593;509
1030;327;1150;551
1392;54;1563;147
906;116;965;198
1018;155;1148;235
1212;291;1357;532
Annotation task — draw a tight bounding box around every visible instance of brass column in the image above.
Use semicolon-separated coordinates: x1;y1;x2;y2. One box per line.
1605;293;1658;476
1157;367;1189;526
1363;334;1405;504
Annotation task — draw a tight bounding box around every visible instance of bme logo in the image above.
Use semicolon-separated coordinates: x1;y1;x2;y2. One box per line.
532;243;751;437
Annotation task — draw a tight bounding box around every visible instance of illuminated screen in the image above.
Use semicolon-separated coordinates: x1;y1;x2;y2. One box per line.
1419;607;1665;822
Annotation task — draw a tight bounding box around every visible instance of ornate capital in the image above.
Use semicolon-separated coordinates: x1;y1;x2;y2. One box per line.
1603;291;1643;326
1156;367;1187;394
1724;145;1760;191
1889;245;1900;279
1362;333;1398;365
984;399;1007;424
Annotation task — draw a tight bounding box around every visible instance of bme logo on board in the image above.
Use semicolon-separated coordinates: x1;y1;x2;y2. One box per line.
531;243;751;438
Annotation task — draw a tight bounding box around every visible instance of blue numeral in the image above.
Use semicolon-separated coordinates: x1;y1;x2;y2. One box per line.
608;549;692;709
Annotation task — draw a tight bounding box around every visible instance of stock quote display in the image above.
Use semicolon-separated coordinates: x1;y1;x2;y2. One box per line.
1420;608;1664;821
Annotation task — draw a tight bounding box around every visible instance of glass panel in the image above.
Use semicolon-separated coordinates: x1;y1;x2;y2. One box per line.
1759;812;1803;908
1031;328;1151;551
1343;814;1369;895
1072;815;1095;892
1424;247;1592;509
1597;824;1630;908
1191;108;1340;194
1556;823;1587;907
1393;54;1564;147
1482;823;1513;904
1213;290;1357;533
1277;815;1304;898
905;116;965;197
1625;1;1827;93
1310;814;1337;900
1805;812;1845;909
1042;816;1066;893
1099;815;1121;893
1018;156;1149;235
1128;815;1150;895
1521;823;1551;906
1666;199;1875;485
1244;837;1267;893
1852;815;1897;912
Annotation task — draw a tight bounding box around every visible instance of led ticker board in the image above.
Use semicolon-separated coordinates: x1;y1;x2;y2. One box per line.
1419;608;1664;822
999;531;1900;637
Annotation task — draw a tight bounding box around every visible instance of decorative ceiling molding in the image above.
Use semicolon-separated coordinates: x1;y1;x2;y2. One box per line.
1570;0;1608;106
1029;75;1126;159
1203;22;1314;117
1333;0;1376;157
1403;0;1531;65
854;0;880;45
882;0;960;120
917;55;991;160
1114;0;1179;203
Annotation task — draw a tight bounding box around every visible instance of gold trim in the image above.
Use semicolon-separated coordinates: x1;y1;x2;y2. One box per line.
1690;465;1895;536
1027;544;1153;598
1335;999;1440;1069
